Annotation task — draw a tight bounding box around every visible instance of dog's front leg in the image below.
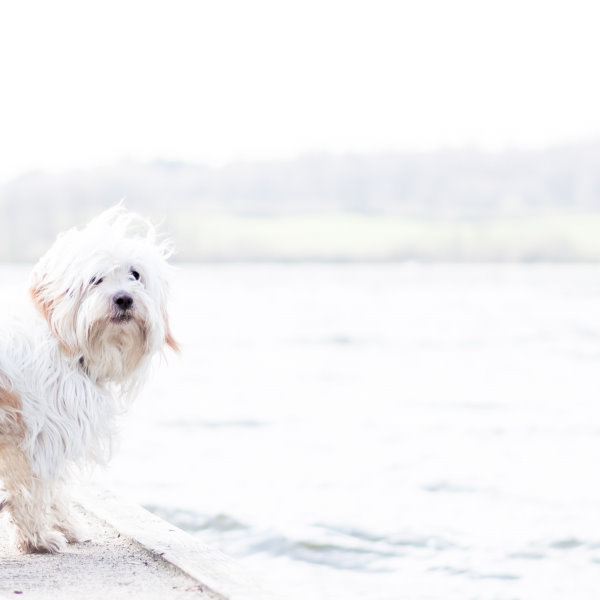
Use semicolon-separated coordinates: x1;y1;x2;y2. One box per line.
1;445;67;553
50;484;88;543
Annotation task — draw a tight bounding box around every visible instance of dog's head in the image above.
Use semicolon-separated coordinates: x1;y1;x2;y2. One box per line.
29;206;178;386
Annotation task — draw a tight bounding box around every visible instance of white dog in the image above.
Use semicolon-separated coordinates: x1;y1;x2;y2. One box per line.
0;207;177;553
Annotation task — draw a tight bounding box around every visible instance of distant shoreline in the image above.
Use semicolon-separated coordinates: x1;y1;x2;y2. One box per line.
3;145;600;262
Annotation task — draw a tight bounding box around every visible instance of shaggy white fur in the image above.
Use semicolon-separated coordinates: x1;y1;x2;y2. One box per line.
0;207;177;553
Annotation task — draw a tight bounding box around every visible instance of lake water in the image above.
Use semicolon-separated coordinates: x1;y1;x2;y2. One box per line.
5;263;600;599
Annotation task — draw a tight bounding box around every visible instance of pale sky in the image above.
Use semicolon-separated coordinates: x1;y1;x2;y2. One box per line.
1;0;600;182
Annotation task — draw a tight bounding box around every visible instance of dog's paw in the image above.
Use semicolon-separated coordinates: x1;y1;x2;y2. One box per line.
17;530;67;554
55;514;88;543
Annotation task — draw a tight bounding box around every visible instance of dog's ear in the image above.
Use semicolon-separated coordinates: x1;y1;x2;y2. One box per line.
30;277;53;324
166;330;180;353
30;271;76;356
162;308;180;353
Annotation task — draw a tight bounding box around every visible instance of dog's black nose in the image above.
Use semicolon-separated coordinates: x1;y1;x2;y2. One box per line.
113;292;134;311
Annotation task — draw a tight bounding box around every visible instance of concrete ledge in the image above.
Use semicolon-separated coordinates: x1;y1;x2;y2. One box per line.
74;486;282;600
0;485;284;600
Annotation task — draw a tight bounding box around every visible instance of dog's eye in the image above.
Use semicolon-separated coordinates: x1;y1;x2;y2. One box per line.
130;269;140;281
90;276;103;286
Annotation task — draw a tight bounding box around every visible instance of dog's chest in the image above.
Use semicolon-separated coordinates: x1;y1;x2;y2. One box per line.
27;366;117;478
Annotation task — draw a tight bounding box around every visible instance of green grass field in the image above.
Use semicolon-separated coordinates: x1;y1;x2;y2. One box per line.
169;213;600;262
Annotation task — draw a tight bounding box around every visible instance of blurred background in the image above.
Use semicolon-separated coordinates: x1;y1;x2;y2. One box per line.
4;0;600;263
3;1;600;599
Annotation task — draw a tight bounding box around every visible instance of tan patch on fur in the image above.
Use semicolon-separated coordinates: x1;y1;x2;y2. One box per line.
162;309;180;353
0;440;30;488
30;286;51;322
0;388;28;524
30;286;74;356
165;330;180;353
0;387;24;437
